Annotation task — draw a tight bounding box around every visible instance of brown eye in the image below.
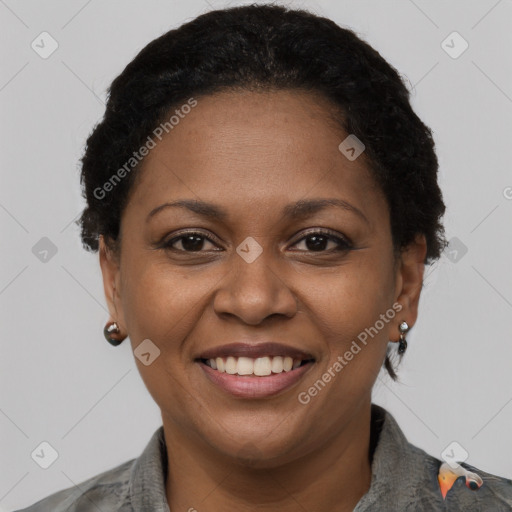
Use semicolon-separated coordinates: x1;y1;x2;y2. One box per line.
291;230;352;253
164;232;219;252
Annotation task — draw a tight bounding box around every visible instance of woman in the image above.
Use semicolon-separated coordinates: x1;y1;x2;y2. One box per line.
17;4;512;511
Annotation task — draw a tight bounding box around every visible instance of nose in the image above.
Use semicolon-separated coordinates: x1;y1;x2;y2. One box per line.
213;247;297;325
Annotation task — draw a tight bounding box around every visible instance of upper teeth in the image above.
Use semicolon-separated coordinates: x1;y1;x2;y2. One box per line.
207;356;303;376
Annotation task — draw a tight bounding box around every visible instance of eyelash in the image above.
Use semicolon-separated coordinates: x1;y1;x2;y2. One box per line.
161;229;352;254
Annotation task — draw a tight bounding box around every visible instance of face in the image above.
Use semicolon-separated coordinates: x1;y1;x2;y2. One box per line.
100;89;425;465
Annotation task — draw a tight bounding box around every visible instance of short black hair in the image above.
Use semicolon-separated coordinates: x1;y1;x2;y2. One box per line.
77;3;447;381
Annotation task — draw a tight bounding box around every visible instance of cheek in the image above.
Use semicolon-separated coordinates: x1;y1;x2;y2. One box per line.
301;251;395;390
304;253;395;340
119;259;212;419
121;261;210;346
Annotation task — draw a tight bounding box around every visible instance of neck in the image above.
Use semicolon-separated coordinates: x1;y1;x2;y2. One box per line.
163;401;374;512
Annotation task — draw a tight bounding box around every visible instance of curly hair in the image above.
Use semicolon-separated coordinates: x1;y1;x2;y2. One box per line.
76;3;447;381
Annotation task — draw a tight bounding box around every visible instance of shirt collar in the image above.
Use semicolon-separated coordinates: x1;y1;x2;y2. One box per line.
128;403;443;511
129;424;169;512
354;403;444;511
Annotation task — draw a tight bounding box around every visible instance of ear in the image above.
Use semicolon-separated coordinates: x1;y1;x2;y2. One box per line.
99;235;126;333
393;234;427;340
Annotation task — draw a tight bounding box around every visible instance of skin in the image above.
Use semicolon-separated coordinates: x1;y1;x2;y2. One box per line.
99;89;426;512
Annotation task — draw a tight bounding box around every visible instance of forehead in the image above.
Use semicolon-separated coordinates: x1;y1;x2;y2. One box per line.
126;89;384;225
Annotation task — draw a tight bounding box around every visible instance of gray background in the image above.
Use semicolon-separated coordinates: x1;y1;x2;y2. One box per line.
1;0;511;509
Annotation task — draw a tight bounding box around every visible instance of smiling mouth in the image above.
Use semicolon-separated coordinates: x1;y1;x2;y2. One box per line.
197;356;314;377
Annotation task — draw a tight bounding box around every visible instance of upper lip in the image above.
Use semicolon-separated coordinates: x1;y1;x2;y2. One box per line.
196;342;315;361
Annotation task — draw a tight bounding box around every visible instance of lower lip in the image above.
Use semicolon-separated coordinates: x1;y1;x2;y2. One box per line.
197;360;314;399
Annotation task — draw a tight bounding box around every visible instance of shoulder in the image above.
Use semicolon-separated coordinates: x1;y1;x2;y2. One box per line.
13;458;135;512
14;426;169;512
441;460;512;511
403;432;512;510
366;404;512;511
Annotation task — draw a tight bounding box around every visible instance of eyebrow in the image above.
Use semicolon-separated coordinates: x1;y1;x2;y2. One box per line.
146;198;369;225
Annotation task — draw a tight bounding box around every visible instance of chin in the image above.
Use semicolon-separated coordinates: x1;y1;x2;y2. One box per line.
207;427;305;468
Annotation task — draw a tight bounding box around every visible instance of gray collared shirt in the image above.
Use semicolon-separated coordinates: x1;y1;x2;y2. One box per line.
15;404;512;511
